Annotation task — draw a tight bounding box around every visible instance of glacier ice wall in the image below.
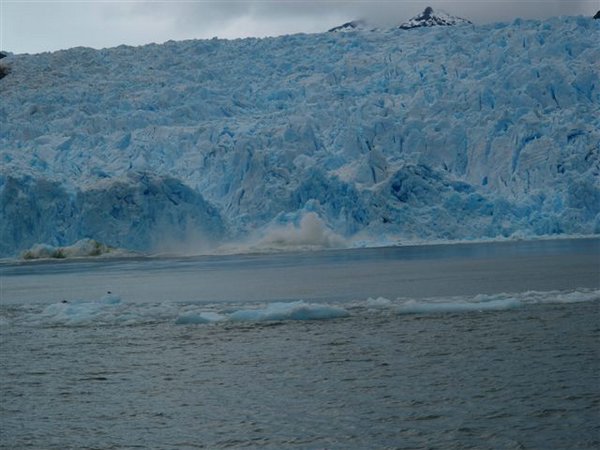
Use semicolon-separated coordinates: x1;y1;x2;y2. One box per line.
0;174;224;255
0;16;598;256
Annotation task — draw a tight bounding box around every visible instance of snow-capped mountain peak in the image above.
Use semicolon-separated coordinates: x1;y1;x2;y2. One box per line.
399;6;472;29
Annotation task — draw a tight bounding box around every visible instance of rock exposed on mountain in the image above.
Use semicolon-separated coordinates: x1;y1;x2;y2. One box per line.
399;6;472;29
328;20;368;33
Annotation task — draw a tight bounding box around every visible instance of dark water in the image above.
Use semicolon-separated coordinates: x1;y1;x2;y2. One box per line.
1;239;599;449
1;238;598;304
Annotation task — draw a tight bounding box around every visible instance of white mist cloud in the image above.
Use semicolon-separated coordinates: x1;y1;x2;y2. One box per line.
215;212;346;254
256;212;346;250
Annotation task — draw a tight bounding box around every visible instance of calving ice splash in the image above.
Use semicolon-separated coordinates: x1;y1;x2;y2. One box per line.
1;15;599;257
4;289;598;329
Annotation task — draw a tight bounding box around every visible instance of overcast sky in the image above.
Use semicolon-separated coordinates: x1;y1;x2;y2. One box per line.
1;0;597;54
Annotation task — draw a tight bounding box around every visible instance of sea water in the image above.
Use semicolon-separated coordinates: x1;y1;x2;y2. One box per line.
1;239;599;449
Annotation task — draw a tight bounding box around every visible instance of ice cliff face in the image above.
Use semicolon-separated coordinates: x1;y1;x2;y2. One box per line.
0;16;598;256
1;174;224;255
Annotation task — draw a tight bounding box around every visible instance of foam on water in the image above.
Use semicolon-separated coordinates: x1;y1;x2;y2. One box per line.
365;296;394;309
394;298;522;314
174;311;227;325
370;289;600;315
3;288;598;329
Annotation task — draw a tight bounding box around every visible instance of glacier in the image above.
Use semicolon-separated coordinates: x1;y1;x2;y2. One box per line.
0;16;599;257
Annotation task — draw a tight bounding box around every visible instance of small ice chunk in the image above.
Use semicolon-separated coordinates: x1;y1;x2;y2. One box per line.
99;292;121;304
229;301;349;322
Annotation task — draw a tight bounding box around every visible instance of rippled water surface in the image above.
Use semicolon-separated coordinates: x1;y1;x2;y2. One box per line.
1;239;599;449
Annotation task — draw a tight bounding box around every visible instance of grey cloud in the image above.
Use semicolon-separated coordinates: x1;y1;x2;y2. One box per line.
153;1;595;22
128;0;598;36
2;0;598;54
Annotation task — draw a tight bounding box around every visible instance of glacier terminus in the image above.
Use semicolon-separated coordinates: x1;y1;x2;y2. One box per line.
0;14;598;257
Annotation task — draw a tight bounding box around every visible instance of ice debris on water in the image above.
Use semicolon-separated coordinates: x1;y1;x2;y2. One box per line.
228;301;350;322
395;298;522;314
174;301;350;324
376;289;600;315
6;289;600;328
38;293;123;325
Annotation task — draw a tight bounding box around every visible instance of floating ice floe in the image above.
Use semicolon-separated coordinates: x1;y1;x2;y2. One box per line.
175;301;350;325
228;301;350;322
38;293;123;325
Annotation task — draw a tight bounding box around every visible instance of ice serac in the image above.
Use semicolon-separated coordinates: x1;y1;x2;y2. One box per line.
0;16;599;256
0;173;224;256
